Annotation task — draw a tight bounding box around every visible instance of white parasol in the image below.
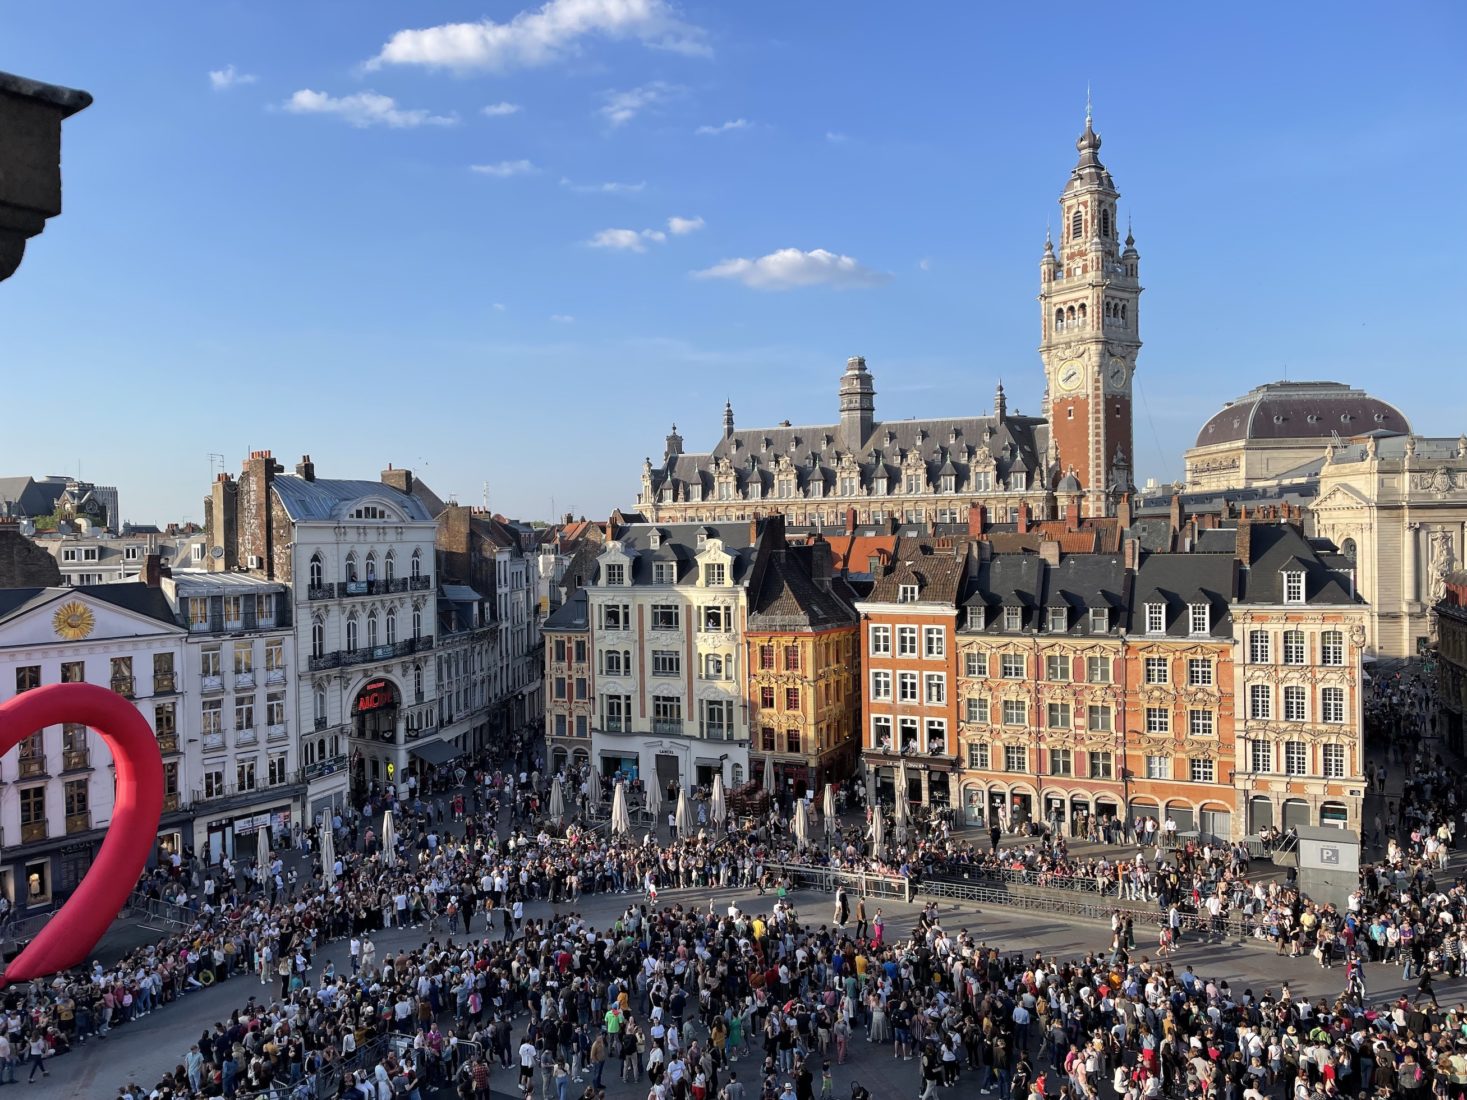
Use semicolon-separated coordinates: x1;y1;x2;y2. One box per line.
611;781;631;836
382;809;398;868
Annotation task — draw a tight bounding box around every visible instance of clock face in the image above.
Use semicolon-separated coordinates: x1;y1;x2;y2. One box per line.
1057;364;1084;392
1107;362;1128;389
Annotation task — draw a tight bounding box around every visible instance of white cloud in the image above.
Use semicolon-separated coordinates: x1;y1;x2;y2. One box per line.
695;118;749;135
587;227;667;252
667;215;704;235
825;130;848;143
492;302;507;311
560;177;646;194
470;159;537;177
284;89;455;129
598;81;678;127
482;101;523;117
550;314;576;324
918;257;932;271
369;0;708;72
209;64;257;91
693;248;888;291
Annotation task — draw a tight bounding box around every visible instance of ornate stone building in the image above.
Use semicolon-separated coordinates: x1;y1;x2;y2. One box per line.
636;114;1141;526
1436;572;1467;754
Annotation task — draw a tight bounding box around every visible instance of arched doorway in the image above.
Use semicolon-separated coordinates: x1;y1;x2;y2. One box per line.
1166;801;1195;834
552;747;568;773
353;678;401;742
1199;803;1232;844
963;785;985;827
1248;796;1274;833
929;772;950;807
1069;794;1091;837
1320;801;1349;829
1282;798;1311;830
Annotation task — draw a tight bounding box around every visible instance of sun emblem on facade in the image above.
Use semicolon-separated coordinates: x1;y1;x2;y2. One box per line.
52;600;95;641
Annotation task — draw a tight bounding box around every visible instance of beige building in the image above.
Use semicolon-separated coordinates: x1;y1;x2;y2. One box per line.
1185;381;1410;492
1310;433;1467;657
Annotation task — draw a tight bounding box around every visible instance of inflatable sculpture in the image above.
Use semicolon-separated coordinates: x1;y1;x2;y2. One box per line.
0;683;163;985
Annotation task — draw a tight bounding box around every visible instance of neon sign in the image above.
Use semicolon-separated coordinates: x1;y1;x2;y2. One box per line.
355;679;397;714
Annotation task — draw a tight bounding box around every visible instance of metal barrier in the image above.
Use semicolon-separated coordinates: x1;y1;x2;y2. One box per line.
918;876;1247;938
124;890;206;931
761;861;911;903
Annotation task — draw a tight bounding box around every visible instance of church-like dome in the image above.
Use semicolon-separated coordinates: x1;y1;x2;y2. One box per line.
1195;381;1410;448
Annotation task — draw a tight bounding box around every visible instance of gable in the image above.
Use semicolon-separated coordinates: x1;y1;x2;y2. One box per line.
0;590;182;650
1309;484;1371;512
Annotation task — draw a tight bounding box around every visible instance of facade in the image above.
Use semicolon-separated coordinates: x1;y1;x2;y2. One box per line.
0;476;119;533
1436;573;1467;754
1185;381;1410;492
636;114;1142;527
583;522;755;792
543;590;593;774
32;525;205;587
856;538;966;808
203;452;441;819
956;544;1133;832
744;520;860;796
0;585;189;910
1311;433;1467;657
165;571;301;861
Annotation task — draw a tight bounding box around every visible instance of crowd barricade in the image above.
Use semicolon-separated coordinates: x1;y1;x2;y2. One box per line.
760;861;911;903
124;889;205;932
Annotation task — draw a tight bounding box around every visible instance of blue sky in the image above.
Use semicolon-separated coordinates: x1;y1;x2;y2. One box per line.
3;1;1464;526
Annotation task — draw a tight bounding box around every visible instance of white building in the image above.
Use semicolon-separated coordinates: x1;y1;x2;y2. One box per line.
164;571;300;861
0;584;187;910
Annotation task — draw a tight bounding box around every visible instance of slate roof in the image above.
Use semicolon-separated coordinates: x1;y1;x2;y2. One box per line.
601;522;761;587
1195;381;1409;447
0;584;180;632
0;476;66;518
272;476;435;523
1239;523;1358;605
543;589;589;632
746;540;858;631
646;411;1051;504
961;553;1129;635
1131;553;1238;638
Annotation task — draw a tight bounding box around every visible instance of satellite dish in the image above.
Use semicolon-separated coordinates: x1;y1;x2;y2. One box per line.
210;546;224;560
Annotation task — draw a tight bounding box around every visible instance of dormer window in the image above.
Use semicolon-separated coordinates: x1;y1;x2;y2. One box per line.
1003;607;1022;632
649;531;661;549
653;562;676;585
1088;607;1108;633
1283;570;1305;604
1188;603;1210;636
604;563;625;586
1047;607;1067;632
696;531;707;549
966;607;984;629
1145;603;1165;635
898;583;919;603
705;562;727;586
941;475;955;494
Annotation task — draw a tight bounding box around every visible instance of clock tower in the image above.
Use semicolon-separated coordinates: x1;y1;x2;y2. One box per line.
1039;105;1141;516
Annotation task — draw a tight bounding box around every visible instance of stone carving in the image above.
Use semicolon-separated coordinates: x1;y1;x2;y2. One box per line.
1410;468;1458;493
1430;527;1457;604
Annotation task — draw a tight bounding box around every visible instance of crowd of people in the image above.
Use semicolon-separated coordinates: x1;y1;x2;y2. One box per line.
2;659;1465;1099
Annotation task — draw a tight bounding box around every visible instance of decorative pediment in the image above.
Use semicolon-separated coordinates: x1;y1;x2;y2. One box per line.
1309;484;1372;512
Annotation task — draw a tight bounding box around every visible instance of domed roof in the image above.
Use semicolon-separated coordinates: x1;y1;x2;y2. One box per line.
1194;381;1410;448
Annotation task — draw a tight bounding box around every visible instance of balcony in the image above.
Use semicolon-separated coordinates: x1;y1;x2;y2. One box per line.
18;756;46;779
308;584;333;601
652;719;684;736
409;575;432;591
66;811;90;835
153;673;177;695
265;667;286;686
201;674;224;693
300;755;348;783
267;723;289;742
314;715;329;731
20;821;46;844
110;676;135;698
162;791;181;813
157;733;179;754
235;671;256;689
202;732;226;752
308;652;340;671
335;577;411;599
61;748;89;771
236;728;258;747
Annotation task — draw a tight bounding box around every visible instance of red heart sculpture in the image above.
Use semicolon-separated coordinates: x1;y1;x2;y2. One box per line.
0;682;163;986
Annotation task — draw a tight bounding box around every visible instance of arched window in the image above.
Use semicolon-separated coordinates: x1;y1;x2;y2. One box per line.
385;552;395;582
386;610;397;645
345;552;358;582
414;663;424;701
1120;304;1127;322
1340;537;1357;563
317;737;326;762
1101;209;1112;238
1070;208;1083;240
309;554;323;588
312;620;325;659
346;616;359;652
1066;306;1076;324
412;608;422;638
314;685;327;721
410;549;422;579
1077;302;1087;322
1054;307;1064;329
365;553;376;582
367;611;378;649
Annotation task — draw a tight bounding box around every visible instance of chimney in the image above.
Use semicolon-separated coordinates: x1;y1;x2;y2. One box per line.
1236;515;1253;567
381;465;414;496
1066;497;1081;532
749;518;760;545
967;504;986;537
1123;535;1140;571
1219;497;1233;521
1017;503;1031;534
1039;539;1061;567
295;454;315;482
1116;491;1132;529
810;539;832;590
141;553;165;587
1168;493;1183;537
846;507;857;535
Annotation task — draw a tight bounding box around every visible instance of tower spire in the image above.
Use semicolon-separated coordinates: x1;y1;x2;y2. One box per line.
1085;82;1092;128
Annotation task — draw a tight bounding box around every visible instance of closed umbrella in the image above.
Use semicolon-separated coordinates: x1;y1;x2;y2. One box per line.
644;776;662;827
893;761;909;846
762;754;775;793
611;781;631;836
382;810;398;868
710;774;727;829
792;799;811;851
822;782;837;837
868;805;886;861
320;825;337;889
676;788;696;838
586;772;602;817
548;777;565;822
256;823;271;883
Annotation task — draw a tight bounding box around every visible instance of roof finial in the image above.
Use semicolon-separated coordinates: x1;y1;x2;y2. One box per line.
1085;82;1092;128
